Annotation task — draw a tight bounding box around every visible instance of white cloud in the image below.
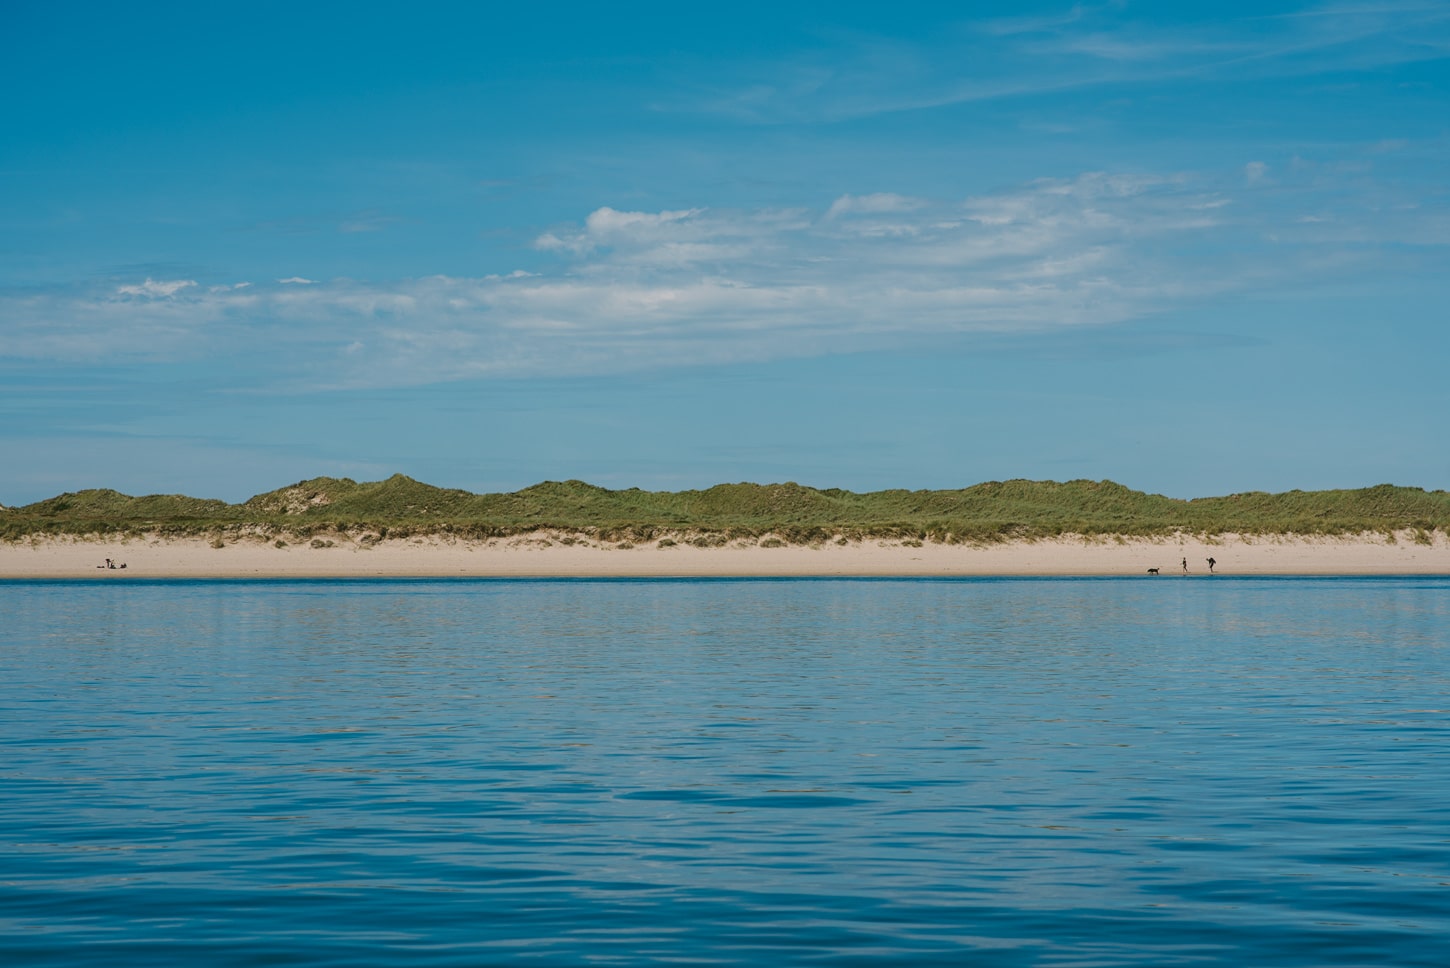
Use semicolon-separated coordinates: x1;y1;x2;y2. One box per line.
585;206;702;236
536;206;706;254
533;232;588;254
5;163;1440;388
115;278;196;298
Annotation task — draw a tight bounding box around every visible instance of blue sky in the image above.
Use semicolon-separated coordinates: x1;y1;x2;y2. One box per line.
3;0;1447;503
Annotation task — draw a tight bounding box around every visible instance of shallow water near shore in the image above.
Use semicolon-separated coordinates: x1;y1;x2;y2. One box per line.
2;576;1448;966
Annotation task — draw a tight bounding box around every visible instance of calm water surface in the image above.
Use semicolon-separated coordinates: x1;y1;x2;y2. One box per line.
2;577;1447;966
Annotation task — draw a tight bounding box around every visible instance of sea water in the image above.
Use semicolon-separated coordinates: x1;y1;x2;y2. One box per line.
1;576;1447;966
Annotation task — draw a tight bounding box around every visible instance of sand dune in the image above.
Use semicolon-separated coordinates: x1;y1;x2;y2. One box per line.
2;530;1446;578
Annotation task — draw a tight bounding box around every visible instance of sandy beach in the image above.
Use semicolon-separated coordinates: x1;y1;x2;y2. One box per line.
2;530;1446;578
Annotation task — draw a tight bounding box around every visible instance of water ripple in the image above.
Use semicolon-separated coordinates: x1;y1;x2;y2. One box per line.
2;576;1447;966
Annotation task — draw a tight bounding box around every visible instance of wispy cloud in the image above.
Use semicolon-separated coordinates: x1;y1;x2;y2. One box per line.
338;210;401;234
3;161;1443;389
246;210;402;236
114;278;197;298
825;193;926;219
977;3;1100;38
671;1;1450;123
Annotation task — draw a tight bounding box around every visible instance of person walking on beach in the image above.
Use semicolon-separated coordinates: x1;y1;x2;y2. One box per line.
1181;557;1188;574
1206;557;1216;574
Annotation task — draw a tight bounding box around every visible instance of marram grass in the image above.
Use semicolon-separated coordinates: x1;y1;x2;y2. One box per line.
4;475;1447;544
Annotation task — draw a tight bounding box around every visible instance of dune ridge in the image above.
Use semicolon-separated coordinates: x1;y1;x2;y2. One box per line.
6;476;1449;543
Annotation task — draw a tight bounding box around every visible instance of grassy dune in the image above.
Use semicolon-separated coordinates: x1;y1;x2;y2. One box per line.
4;476;1448;544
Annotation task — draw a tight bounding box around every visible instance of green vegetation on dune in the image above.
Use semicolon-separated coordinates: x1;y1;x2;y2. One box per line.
3;475;1447;543
20;488;237;521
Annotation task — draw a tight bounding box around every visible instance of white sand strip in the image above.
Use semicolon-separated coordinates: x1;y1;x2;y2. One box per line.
2;530;1446;578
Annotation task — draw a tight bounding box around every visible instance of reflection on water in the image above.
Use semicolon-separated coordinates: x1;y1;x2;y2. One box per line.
1;577;1447;966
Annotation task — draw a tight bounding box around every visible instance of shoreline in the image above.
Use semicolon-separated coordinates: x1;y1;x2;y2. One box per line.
2;530;1446;578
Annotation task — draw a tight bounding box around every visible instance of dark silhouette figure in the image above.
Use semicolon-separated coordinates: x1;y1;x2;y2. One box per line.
1147;567;1159;575
1206;557;1216;574
1181;557;1188;574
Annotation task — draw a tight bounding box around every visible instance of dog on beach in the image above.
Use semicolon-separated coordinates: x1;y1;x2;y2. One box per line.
1146;567;1159;575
